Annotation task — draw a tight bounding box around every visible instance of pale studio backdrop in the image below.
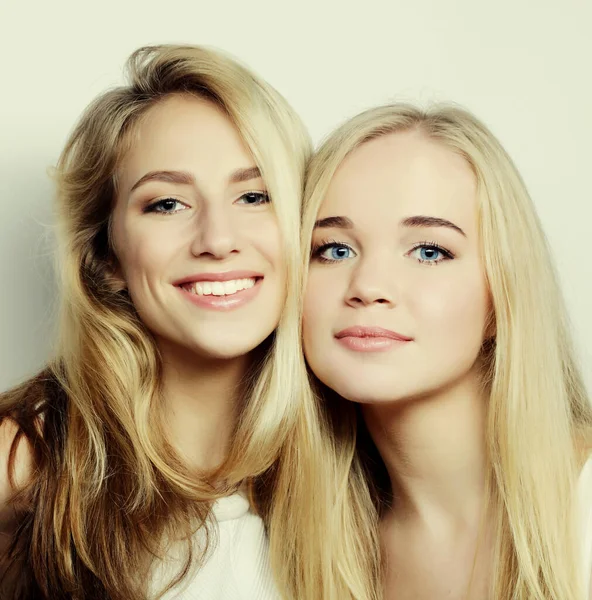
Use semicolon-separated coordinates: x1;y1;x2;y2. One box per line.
0;0;591;392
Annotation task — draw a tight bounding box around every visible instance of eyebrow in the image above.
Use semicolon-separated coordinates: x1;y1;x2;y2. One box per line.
130;170;195;192
229;166;262;184
313;214;466;236
401;215;466;237
313;216;354;229
129;166;262;193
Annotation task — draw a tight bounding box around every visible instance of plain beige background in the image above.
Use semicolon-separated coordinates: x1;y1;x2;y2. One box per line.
0;0;590;392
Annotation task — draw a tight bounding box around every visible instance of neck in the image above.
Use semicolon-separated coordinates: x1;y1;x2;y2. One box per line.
362;371;489;532
157;339;252;472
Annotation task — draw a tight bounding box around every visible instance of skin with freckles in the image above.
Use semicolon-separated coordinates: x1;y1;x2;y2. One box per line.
111;94;285;365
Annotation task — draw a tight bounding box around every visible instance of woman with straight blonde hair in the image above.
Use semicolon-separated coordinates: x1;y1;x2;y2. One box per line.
301;103;592;599
0;44;371;600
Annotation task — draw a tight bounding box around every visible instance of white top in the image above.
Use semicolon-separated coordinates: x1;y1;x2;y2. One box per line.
151;492;279;600
579;457;592;599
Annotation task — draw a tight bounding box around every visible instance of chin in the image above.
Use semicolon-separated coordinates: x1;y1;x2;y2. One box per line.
314;366;419;405
189;330;275;362
315;371;383;404
333;384;402;405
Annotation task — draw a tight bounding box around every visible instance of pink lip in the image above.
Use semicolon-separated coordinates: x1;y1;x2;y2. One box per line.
335;326;413;352
173;270;263;285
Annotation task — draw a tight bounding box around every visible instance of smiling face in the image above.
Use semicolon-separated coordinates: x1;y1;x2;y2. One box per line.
110;94;285;361
303;129;491;404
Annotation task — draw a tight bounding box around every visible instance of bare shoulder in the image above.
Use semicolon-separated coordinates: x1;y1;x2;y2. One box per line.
0;419;34;526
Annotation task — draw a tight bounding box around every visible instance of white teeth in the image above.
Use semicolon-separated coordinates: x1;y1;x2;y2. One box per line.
224;280;237;295
184;277;257;297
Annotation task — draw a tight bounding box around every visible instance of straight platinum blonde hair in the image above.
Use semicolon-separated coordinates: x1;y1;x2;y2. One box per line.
301;103;592;600
0;44;337;600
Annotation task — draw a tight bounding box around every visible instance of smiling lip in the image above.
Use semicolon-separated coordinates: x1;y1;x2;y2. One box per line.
173;270;263;285
335;326;413;352
173;270;263;311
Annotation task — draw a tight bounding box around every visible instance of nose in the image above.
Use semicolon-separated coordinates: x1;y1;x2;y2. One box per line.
190;203;239;259
345;257;396;308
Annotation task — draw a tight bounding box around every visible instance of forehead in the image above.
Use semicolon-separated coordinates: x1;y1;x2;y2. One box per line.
117;94;254;191
319;129;477;231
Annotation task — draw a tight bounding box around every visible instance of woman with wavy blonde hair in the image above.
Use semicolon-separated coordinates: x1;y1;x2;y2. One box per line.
301;103;592;599
0;44;375;600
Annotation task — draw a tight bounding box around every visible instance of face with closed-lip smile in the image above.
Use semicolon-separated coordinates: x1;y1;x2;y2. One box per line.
303;129;491;404
110;94;285;361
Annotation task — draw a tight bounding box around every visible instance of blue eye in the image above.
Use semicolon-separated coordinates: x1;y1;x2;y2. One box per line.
313;242;357;263
419;247;441;261
144;198;187;214
409;243;453;264
236;192;270;205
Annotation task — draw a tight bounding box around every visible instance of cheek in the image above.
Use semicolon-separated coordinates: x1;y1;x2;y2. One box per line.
412;267;489;350
115;224;174;289
303;269;339;336
303;281;321;332
250;215;285;270
120;241;154;282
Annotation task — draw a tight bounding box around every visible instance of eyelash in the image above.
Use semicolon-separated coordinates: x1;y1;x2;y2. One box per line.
408;241;455;265
310;239;455;265
143;197;186;215
236;191;271;205
143;191;271;215
311;238;355;263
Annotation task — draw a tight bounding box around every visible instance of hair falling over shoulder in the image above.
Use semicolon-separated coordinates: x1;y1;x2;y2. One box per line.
0;45;381;600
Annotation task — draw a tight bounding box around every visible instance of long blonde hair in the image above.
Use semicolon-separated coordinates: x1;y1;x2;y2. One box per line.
302;103;592;599
0;44;323;600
